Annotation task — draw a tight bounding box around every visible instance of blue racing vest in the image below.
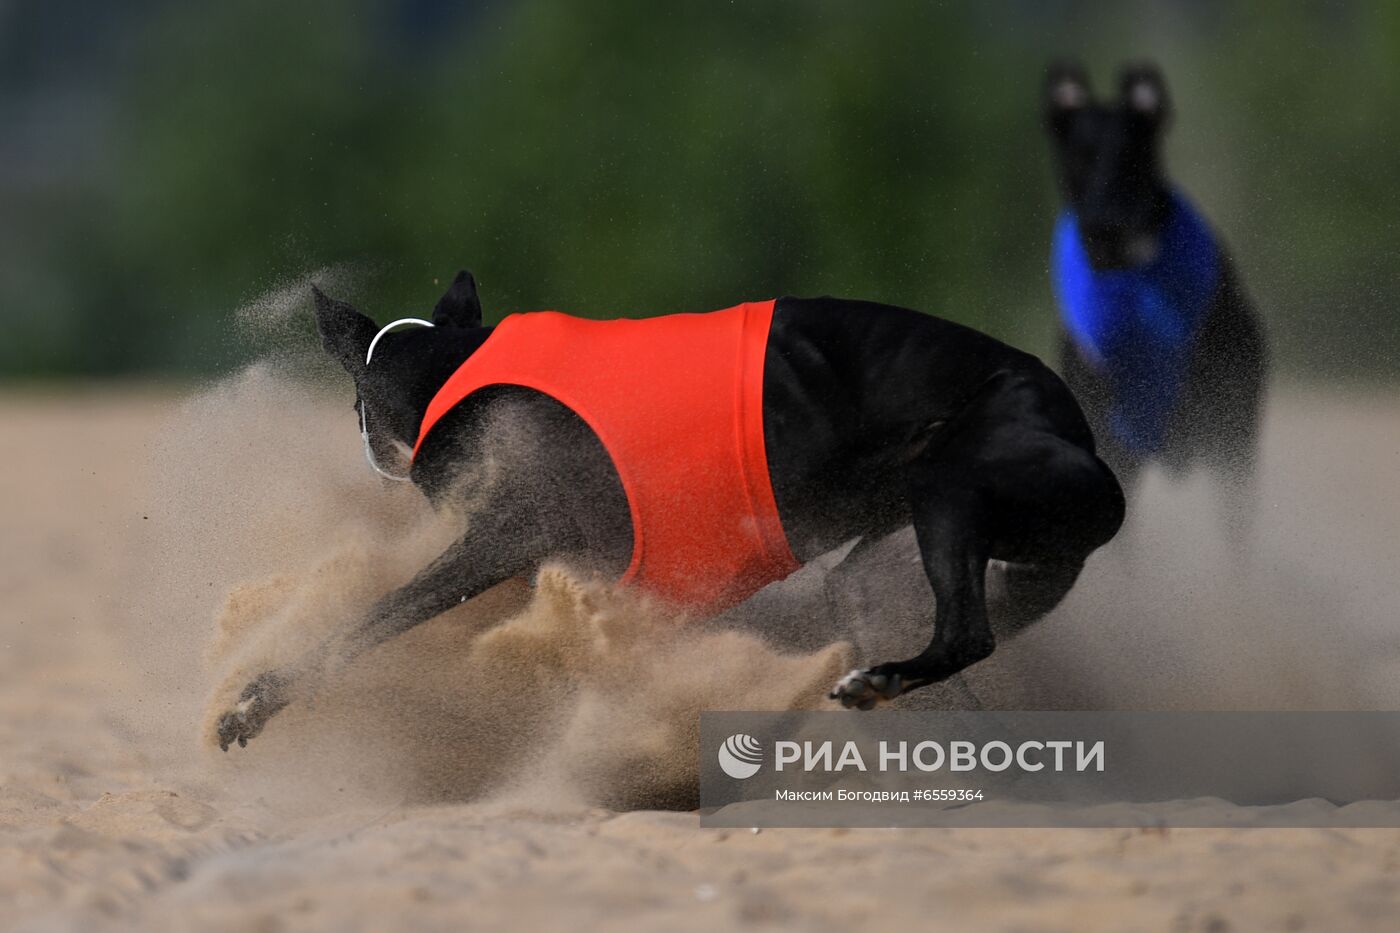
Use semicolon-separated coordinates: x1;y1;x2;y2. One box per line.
1051;190;1219;454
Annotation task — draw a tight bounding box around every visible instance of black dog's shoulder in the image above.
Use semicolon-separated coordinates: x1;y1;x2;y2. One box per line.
413;385;634;573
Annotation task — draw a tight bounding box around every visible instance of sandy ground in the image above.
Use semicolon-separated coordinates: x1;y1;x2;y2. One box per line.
4;385;1400;932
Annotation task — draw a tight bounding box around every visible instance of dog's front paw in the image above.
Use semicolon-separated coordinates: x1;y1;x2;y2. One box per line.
216;670;292;752
829;668;903;711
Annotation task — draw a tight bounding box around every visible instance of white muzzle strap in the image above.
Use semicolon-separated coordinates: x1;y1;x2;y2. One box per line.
360;317;436;482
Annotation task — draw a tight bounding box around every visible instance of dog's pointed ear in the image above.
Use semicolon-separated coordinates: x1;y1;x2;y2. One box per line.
432;270;483;329
1044;61;1092;137
312;285;377;374
1119;62;1171;130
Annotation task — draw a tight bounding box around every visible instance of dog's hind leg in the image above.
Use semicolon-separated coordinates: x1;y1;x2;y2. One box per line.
830;458;992;708
831;369;1124;708
1191;283;1268;550
1208;364;1265;551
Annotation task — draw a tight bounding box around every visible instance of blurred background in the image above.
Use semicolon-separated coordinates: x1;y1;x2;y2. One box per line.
1;0;1396;382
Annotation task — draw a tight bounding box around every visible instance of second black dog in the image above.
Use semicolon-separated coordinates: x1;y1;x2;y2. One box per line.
1042;62;1266;531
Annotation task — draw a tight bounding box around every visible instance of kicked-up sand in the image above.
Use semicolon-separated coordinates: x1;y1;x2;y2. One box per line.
3;377;1400;932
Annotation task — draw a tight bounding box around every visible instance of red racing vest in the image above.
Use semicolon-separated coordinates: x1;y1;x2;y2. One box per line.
411;300;799;610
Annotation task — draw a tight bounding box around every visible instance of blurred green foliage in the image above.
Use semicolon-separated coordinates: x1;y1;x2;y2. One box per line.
1;0;1396;380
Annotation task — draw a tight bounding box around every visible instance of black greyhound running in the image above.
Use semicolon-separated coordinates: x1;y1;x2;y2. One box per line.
217;274;1124;750
1042;62;1266;529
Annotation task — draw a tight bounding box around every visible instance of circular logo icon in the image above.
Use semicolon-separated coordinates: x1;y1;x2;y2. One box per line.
718;733;763;779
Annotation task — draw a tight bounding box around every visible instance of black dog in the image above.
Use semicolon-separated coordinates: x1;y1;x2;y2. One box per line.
1043;62;1266;529
217;274;1124;749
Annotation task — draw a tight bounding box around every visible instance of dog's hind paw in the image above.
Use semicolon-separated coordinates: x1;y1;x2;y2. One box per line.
829;668;903;711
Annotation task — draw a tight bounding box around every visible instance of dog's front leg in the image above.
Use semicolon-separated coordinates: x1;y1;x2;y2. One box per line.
215;669;294;749
217;525;538;751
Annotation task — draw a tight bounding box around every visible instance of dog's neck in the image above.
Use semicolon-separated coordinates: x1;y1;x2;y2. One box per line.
1053;188;1218;325
399;325;497;438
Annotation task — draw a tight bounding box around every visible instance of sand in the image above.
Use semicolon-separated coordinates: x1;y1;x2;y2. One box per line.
4;382;1400;932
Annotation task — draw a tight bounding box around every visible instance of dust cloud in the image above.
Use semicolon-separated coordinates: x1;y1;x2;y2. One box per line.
117;281;1400;816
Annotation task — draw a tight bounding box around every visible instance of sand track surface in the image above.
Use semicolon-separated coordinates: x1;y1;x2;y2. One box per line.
4;386;1400;931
